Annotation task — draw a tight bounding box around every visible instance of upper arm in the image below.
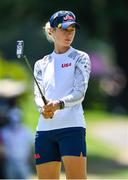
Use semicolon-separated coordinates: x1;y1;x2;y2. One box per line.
74;53;91;94
34;61;42;82
76;54;91;80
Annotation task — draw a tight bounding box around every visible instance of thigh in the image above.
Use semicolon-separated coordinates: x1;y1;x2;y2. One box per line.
58;127;87;179
62;155;87;179
35;131;61;164
36;161;61;179
35;131;62;179
59;127;86;157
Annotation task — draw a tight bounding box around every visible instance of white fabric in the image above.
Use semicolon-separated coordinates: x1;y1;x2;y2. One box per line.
34;46;91;131
2;123;34;179
2;125;33;161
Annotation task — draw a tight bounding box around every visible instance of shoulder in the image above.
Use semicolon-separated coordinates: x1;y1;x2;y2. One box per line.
76;49;90;60
72;48;91;66
69;47;90;61
35;54;50;65
73;49;91;73
34;54;50;68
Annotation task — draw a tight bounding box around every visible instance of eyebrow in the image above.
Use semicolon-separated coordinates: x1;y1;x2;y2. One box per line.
65;27;75;31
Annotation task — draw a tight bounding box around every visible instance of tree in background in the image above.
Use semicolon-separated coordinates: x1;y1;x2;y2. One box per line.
0;0;127;113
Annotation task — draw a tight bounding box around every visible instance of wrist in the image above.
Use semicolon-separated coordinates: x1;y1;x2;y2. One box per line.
59;100;65;109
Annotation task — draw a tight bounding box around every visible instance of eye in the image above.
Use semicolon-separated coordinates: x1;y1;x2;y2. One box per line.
66;28;75;32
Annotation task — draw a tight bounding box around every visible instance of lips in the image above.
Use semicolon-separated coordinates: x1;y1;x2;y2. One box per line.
65;39;71;42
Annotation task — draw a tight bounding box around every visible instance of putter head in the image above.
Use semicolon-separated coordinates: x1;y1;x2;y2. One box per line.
16;40;24;59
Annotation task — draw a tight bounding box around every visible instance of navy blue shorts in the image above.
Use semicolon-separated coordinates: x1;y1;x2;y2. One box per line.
34;127;86;165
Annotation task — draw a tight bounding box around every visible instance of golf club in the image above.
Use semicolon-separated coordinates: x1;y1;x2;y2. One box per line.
16;40;47;105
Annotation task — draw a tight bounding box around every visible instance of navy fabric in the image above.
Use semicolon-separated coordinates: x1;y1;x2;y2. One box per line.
49;10;79;29
34;127;86;165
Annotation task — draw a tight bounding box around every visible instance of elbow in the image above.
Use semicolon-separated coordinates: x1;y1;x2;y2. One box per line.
62;91;85;108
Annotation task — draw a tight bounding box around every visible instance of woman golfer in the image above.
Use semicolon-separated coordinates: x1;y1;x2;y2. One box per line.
34;10;91;179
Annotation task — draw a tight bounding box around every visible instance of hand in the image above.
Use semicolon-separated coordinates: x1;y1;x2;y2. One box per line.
45;100;60;112
41;100;60;119
42;108;54;119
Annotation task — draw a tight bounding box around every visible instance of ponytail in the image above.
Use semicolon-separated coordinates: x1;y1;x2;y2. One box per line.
43;22;54;42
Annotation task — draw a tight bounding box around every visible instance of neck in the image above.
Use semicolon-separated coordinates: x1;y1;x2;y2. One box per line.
54;45;70;54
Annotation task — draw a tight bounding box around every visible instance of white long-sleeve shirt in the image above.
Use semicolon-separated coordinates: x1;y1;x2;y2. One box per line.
34;46;91;131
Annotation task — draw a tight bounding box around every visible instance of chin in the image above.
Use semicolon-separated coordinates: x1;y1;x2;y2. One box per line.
64;42;71;47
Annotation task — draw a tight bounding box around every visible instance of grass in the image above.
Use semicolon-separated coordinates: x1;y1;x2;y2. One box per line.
87;136;118;158
85;109;128;122
85;110;128;179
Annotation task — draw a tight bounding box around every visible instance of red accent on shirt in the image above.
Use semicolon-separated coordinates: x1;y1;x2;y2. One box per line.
62;63;71;68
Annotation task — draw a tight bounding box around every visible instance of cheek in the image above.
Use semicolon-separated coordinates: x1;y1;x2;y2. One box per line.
56;32;65;41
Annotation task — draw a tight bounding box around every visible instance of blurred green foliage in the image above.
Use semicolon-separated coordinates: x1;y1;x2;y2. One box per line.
0;56;29;80
0;0;127;112
0;56;33;122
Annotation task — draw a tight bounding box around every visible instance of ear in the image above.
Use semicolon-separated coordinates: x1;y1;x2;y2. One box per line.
49;27;55;34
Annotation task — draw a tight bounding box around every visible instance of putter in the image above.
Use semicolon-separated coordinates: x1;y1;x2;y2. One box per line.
16;40;47;105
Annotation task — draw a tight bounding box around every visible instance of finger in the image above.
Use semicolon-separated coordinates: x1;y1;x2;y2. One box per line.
43;109;53;114
43;105;53;111
43;114;53;119
42;111;54;119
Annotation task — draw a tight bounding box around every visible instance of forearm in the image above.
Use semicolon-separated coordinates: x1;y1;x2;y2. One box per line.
60;89;85;108
34;95;44;113
34;60;45;113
